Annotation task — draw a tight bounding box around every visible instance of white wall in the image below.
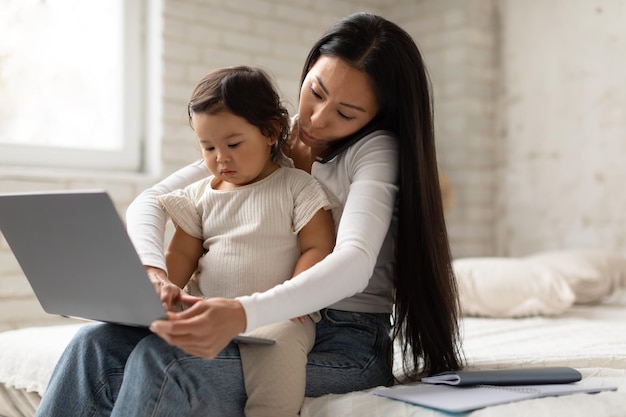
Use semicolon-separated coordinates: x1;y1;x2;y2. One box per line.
496;0;626;255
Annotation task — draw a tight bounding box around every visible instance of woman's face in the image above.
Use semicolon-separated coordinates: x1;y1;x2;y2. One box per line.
298;55;379;150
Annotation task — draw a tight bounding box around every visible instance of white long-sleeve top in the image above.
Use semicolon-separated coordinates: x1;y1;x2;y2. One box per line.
126;129;399;332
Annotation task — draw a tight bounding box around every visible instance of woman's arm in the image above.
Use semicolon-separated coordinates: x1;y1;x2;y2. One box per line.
126;160;209;272
150;133;397;358
240;132;398;331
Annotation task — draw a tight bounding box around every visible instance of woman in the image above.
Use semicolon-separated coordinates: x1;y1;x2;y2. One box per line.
35;12;462;417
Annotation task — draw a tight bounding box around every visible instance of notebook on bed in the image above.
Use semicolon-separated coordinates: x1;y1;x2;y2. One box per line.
373;382;617;413
421;366;583;386
0;190;273;345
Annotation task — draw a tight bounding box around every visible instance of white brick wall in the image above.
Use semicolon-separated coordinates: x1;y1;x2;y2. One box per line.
389;0;499;258
156;0;386;177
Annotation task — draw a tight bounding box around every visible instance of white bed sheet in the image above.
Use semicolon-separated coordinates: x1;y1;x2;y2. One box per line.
302;292;626;416
2;293;626;417
302;369;626;417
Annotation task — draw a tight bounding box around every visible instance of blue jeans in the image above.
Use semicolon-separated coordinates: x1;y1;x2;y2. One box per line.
35;309;393;417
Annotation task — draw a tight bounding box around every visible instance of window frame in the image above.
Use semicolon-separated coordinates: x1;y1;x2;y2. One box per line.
0;1;145;172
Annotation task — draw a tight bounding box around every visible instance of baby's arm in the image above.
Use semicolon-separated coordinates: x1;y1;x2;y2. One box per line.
165;225;205;289
291;208;334;322
293;208;335;278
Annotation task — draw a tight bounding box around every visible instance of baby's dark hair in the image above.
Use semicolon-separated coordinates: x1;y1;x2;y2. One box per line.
188;66;290;161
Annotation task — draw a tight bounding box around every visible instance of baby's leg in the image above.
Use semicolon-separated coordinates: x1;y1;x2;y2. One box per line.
239;314;318;417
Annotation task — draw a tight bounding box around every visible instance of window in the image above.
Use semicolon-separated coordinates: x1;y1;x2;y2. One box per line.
0;0;144;171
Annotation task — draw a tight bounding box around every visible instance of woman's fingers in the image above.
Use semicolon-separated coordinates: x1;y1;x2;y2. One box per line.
149;298;247;359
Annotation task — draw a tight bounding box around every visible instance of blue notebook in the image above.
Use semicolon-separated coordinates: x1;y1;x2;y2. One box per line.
373;382;617;413
421;366;582;386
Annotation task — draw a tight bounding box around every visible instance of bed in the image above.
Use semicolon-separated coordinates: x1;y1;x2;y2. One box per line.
2;249;626;417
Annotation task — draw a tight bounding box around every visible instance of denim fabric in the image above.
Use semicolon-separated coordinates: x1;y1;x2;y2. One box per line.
35;309;393;417
306;309;394;397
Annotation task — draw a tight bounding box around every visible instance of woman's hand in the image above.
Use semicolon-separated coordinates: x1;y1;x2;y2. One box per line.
149;297;247;359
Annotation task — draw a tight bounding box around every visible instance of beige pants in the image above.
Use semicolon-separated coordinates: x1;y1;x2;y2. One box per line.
238;313;319;417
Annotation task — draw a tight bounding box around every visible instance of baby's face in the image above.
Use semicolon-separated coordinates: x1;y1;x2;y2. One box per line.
192;111;276;189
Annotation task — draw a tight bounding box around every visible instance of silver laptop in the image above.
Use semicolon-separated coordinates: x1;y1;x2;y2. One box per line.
0;190;273;344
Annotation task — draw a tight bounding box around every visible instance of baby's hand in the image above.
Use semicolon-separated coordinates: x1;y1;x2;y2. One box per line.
290;316;306;324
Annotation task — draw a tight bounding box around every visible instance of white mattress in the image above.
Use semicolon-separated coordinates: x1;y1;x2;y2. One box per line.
3;293;626;417
461;293;626;370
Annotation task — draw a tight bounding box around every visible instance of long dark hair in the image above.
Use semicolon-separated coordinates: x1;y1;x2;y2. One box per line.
188;66;290;162
301;13;463;378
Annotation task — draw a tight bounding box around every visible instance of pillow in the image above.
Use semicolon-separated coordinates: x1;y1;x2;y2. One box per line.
454;257;575;318
525;249;626;304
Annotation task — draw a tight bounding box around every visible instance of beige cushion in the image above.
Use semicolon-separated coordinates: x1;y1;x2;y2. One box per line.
454;257;576;318
525;249;626;304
